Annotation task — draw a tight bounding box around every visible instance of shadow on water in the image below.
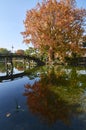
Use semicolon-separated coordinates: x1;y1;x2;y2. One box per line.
24;65;86;126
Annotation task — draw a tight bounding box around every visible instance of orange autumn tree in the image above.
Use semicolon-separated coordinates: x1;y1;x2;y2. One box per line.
22;0;86;62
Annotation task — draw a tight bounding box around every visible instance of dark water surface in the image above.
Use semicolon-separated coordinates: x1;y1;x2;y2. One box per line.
0;65;86;130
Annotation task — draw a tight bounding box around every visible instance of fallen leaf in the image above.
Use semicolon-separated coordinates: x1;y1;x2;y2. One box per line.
6;113;11;117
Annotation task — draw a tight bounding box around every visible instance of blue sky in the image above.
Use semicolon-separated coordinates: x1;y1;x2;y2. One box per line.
0;0;86;52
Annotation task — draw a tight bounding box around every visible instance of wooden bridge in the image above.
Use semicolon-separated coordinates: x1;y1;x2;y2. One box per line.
67;57;86;66
0;54;45;66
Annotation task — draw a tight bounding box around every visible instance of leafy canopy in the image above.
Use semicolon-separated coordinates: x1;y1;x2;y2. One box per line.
22;0;86;61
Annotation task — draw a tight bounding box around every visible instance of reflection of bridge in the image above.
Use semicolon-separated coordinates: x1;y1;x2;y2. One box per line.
0;54;45;80
0;54;45;66
0;72;25;82
0;66;39;82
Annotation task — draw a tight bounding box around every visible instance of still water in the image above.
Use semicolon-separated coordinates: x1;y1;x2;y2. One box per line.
0;63;86;130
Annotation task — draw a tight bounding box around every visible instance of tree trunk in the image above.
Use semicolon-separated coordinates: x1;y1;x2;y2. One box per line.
48;47;55;63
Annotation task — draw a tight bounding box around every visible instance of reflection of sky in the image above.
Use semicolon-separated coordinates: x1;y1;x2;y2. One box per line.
0;72;6;76
78;70;86;75
64;69;86;75
13;67;24;74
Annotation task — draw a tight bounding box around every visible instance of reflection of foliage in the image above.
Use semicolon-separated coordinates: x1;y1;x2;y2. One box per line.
0;63;6;72
24;66;86;125
14;62;24;71
25;66;47;79
24;82;73;125
15;65;24;71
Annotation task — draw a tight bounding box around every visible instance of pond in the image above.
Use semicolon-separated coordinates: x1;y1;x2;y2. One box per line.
0;63;86;130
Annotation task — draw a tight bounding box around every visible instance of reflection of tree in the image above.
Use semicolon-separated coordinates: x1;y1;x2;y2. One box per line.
14;62;24;71
6;63;13;76
0;63;6;73
24;66;86;125
0;62;14;76
15;66;24;71
24;82;72;125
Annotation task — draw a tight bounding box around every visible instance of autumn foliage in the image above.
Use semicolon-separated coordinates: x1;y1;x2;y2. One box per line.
15;49;24;55
22;0;86;62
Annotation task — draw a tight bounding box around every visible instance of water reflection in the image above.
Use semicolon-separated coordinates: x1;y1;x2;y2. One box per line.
24;66;86;125
0;61;36;76
0;62;24;76
0;63;6;73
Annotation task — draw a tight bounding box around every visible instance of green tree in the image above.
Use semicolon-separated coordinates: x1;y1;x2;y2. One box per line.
25;47;37;56
0;48;10;55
